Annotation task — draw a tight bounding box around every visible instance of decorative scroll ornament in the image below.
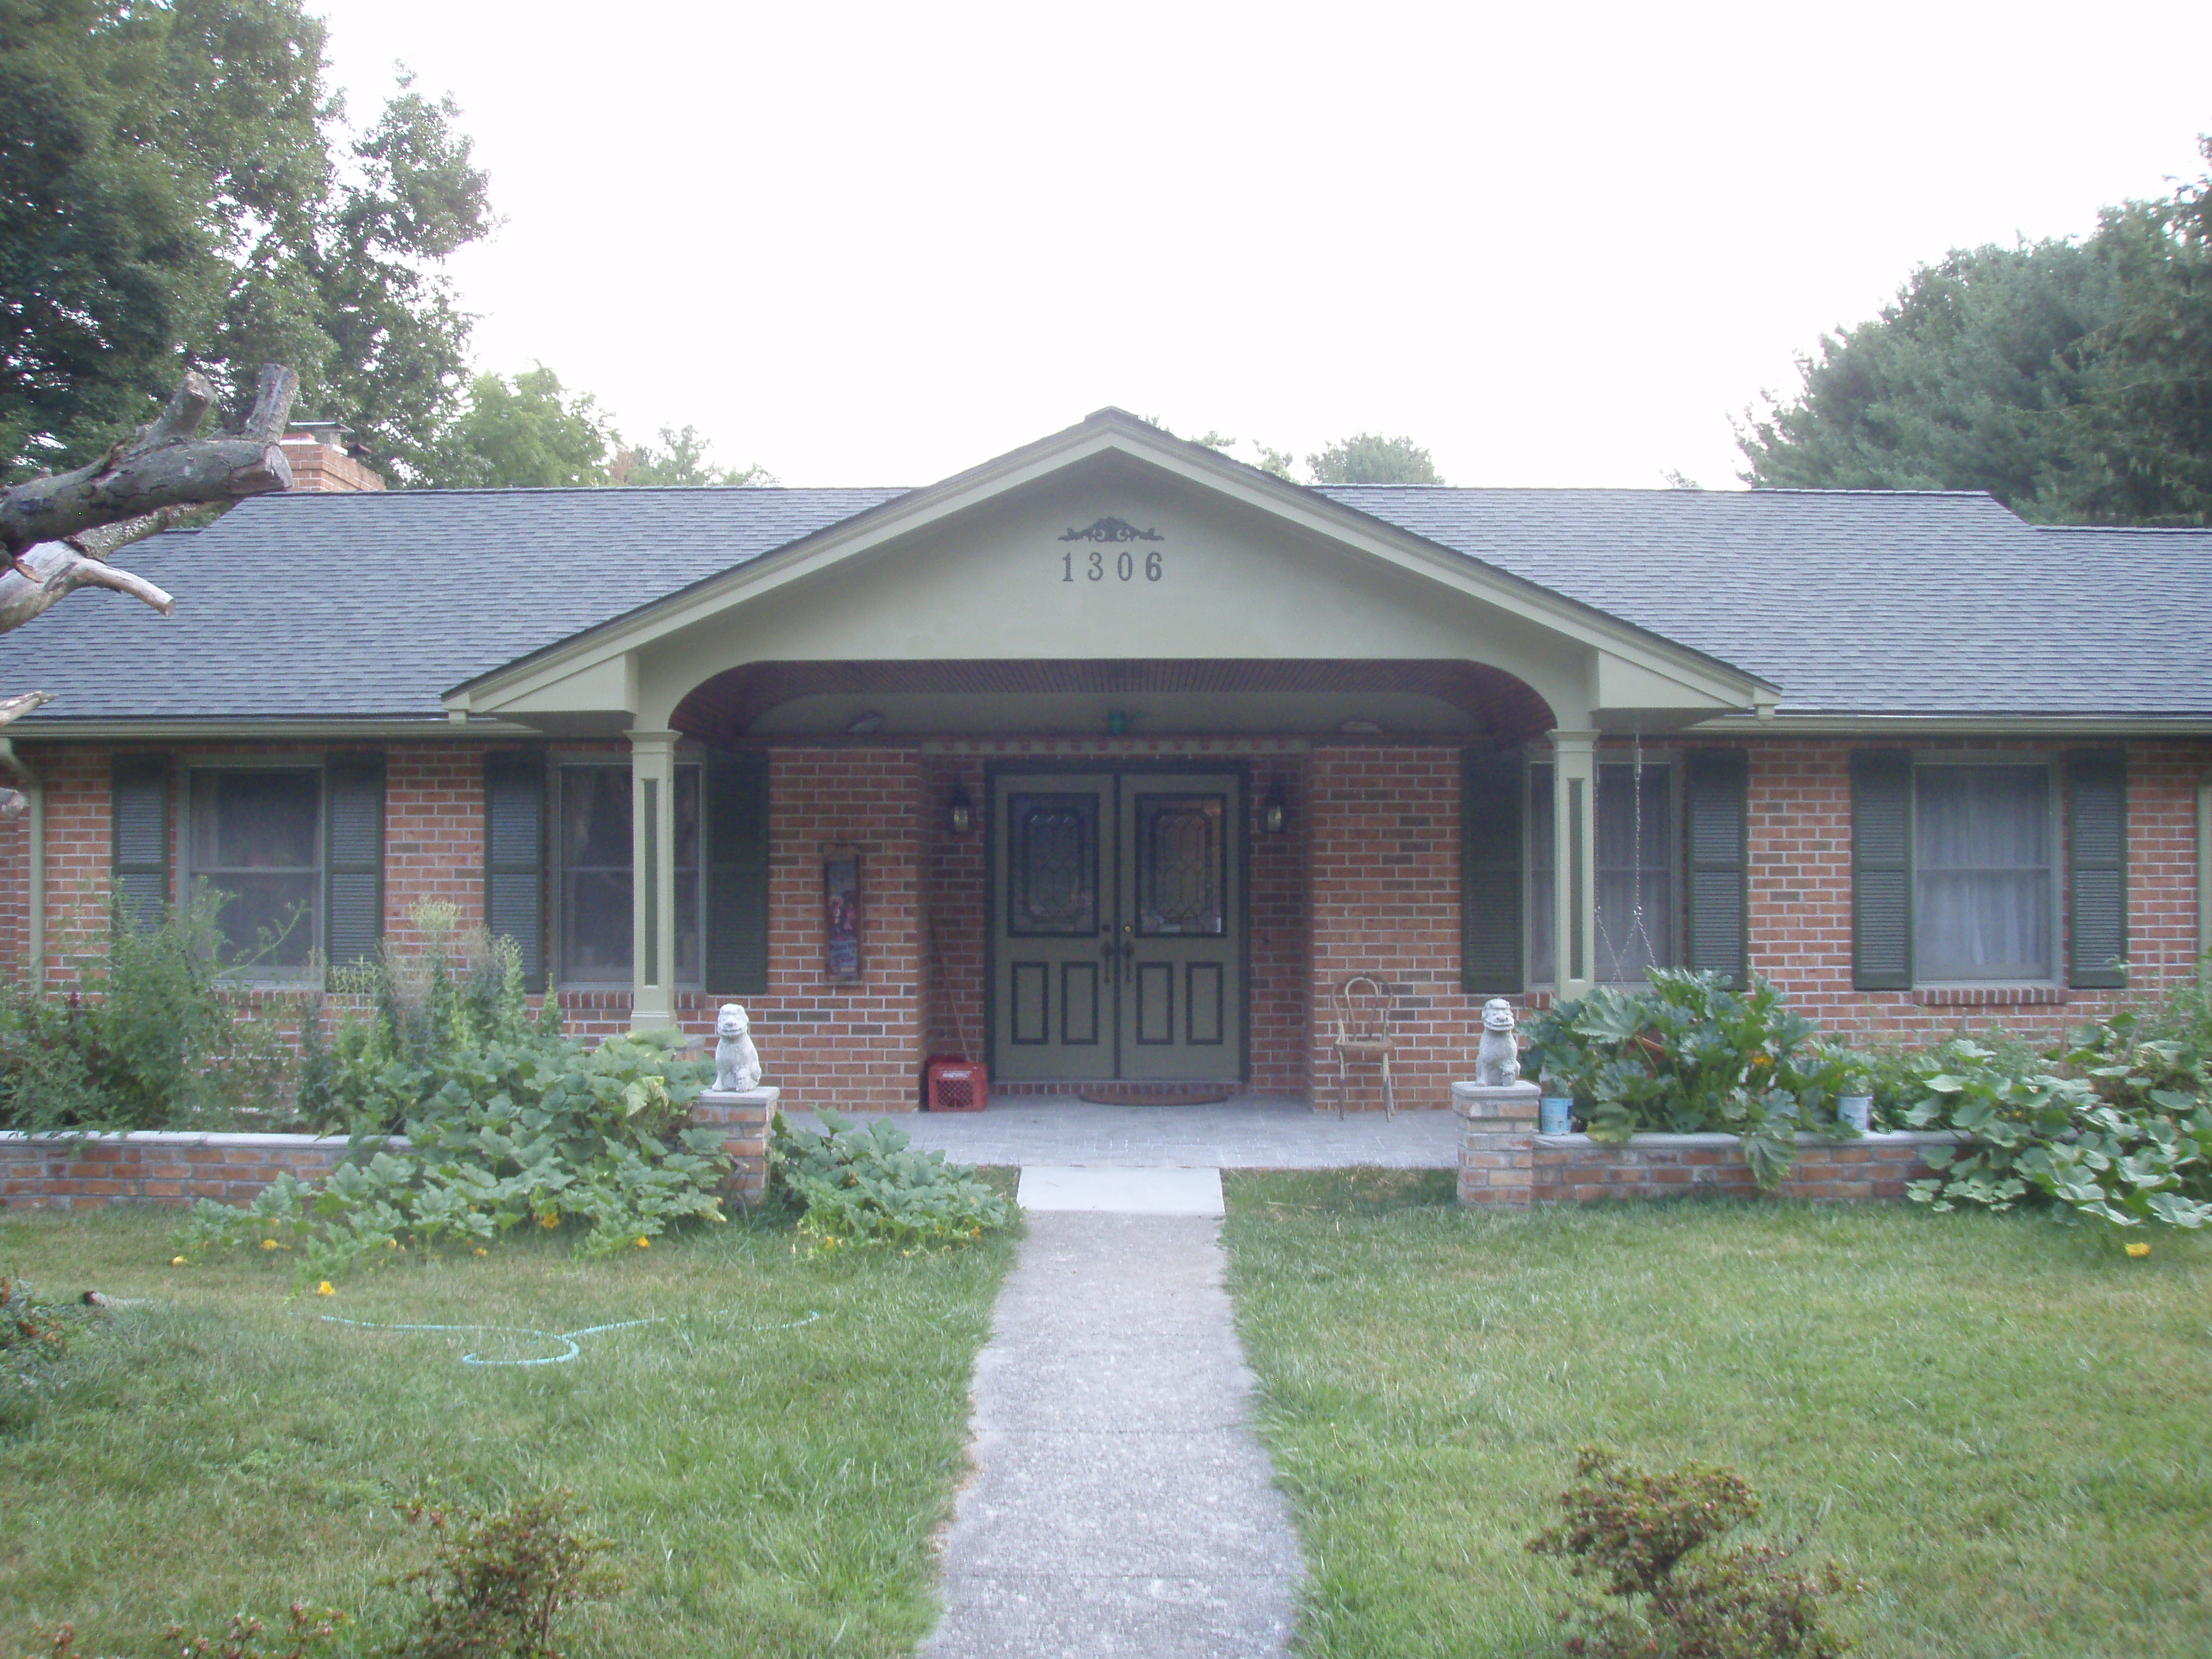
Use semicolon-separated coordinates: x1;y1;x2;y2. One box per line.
1058;516;1164;544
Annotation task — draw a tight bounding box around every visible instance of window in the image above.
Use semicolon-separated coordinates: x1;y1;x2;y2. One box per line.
1529;762;1675;984
188;768;320;973
558;763;701;984
1912;763;2053;981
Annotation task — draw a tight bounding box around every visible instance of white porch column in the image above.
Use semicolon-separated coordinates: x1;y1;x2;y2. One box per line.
1550;729;1599;1001
628;729;680;1031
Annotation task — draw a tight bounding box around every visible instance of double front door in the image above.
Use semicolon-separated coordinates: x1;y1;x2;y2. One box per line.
990;770;1245;1084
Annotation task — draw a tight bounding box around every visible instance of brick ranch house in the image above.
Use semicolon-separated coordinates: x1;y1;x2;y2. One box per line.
2;408;2208;1114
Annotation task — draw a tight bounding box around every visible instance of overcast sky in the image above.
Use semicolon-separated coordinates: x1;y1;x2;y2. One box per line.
313;0;2206;492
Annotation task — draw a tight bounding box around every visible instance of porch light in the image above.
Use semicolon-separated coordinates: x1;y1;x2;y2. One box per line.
1260;783;1288;835
946;784;975;836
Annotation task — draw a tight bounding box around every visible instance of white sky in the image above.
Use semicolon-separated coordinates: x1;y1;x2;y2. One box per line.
314;0;2208;491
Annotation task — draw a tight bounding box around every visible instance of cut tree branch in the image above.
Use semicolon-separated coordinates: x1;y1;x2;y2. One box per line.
0;689;55;729
0;364;300;573
0;544;174;634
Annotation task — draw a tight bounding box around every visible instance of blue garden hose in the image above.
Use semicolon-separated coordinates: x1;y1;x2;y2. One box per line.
310;1308;822;1367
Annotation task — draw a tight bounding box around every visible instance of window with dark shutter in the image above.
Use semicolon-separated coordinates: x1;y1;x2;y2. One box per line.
2067;750;2128;989
110;755;170;932
1683;750;1748;985
1461;750;1522;993
706;752;770;996
1851;751;1913;990
484;752;547;993
323;755;385;974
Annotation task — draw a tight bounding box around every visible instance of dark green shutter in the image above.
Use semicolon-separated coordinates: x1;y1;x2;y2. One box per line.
2067;750;2128;989
109;755;170;932
1460;750;1523;993
484;752;547;993
1683;750;1748;985
323;754;386;972
706;752;770;996
1851;750;1914;990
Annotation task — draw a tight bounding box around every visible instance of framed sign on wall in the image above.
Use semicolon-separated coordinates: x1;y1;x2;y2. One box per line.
823;844;862;980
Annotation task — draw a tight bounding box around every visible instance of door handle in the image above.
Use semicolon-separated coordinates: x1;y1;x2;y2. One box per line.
1120;939;1136;983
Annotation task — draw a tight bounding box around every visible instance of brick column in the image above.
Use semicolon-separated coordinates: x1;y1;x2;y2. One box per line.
1453;1079;1540;1205
690;1087;779;1209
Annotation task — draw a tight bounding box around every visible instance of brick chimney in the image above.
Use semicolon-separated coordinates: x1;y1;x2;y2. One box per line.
279;421;386;493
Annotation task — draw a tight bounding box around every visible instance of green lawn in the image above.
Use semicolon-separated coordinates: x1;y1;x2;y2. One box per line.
1;1195;1016;1658
1223;1172;2212;1659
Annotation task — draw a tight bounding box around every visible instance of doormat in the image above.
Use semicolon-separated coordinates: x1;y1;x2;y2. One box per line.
1076;1087;1232;1107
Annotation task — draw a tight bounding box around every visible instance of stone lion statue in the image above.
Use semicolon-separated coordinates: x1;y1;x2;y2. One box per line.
712;1002;763;1092
1473;997;1522;1088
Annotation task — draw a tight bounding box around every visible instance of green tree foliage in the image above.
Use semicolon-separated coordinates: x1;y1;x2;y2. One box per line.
418;367;618;489
1740;137;2212;525
0;1;492;486
1306;432;1444;485
609;423;774;487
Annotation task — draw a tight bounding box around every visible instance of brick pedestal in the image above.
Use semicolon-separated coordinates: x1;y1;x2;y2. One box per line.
1452;1079;1541;1205
691;1086;779;1208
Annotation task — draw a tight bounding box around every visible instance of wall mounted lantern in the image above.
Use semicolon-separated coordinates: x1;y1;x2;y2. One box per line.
946;784;975;836
1260;783;1289;835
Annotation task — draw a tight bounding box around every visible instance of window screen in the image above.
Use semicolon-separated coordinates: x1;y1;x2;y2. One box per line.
189;770;320;970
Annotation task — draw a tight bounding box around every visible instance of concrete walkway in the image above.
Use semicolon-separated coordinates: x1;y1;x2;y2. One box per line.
924;1169;1305;1658
799;1094;1457;1170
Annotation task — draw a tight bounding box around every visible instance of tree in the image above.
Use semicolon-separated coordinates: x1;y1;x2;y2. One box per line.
1740;137;2211;526
1;367;302;817
1305;433;1444;485
1140;418;1296;479
0;2;490;486
609;425;774;487
417;367;617;489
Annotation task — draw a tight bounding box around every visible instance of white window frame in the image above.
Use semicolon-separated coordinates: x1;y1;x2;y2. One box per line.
1525;755;1681;988
552;757;706;990
181;758;324;986
1909;755;2062;988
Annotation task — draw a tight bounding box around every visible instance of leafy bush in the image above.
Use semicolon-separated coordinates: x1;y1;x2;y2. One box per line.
176;909;731;1277
0;888;297;1133
772;1108;1015;1250
1902;1018;2212;1229
1521;971;1862;1187
1527;1446;1862;1658
387;1491;621;1659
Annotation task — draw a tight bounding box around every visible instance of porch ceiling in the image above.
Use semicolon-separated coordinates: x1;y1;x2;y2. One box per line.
667;657;1557;746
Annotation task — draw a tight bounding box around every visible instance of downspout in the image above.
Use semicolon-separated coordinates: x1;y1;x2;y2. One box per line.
0;739;42;986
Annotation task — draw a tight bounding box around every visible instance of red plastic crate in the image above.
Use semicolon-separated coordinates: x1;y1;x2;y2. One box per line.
926;1056;988;1112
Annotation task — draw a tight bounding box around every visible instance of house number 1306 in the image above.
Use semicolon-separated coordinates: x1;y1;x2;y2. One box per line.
1062;549;1164;583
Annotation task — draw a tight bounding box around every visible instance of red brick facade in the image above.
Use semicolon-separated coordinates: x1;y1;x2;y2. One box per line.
3;733;2206;1122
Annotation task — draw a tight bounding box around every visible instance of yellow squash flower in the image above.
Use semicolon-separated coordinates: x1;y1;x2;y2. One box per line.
171;1256;186;1266
634;1236;652;1249
2125;1241;2151;1258
315;1281;336;1295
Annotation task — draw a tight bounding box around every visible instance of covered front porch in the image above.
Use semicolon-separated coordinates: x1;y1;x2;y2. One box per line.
449;411;1771;1110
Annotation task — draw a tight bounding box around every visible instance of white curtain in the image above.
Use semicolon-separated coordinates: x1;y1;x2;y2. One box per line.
1914;766;2050;980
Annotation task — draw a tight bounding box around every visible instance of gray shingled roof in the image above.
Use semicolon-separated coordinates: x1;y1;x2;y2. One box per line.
4;477;2207;723
0;487;903;721
1318;487;2212;717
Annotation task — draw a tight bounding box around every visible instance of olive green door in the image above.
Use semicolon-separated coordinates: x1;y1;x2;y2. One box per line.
991;770;1244;1084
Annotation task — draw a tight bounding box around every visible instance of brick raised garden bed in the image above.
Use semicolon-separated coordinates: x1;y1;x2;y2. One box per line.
1452;1082;1964;1206
0;1088;776;1213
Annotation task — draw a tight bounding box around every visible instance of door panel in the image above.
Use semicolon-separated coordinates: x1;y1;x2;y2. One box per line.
991;769;1243;1083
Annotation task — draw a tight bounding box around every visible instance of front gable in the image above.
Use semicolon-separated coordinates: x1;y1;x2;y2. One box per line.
454;412;1769;738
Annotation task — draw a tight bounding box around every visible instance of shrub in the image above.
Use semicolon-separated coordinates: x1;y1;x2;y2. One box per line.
0;888;297;1133
387;1491;621;1659
1521;971;1860;1187
772;1108;1015;1250
1527;1446;1862;1658
1902;1017;2212;1229
1;1272;87;1434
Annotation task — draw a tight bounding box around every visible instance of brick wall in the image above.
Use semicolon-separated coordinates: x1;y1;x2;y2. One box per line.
1308;745;1481;1112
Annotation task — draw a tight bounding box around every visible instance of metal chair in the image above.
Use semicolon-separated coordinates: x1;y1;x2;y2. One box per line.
1328;974;1397;1119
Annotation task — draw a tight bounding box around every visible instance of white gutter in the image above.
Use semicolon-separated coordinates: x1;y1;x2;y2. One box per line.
0;738;41;984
